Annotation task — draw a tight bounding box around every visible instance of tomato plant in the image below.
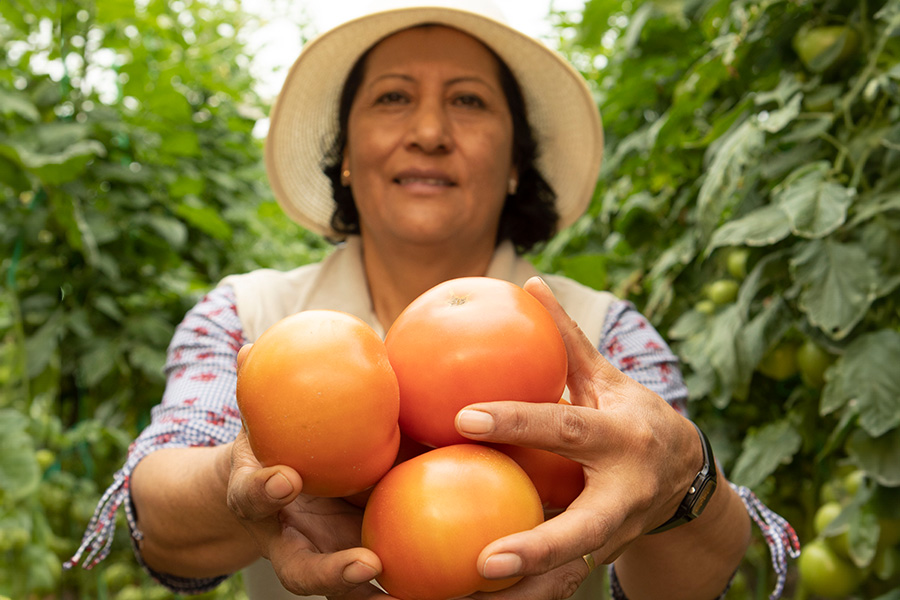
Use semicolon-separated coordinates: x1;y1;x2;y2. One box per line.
361;444;544;600
237;310;400;497
385;277;567;448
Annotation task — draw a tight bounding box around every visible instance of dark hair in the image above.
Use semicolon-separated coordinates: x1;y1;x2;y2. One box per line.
322;28;559;252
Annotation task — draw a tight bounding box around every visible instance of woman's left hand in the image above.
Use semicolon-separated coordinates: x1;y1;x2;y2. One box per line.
453;276;703;598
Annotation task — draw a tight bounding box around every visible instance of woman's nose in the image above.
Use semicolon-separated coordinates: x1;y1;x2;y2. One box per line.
406;99;452;153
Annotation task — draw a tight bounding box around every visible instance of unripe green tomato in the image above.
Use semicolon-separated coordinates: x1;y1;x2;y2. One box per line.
796;340;834;390
843;470;865;498
793;25;860;73
114;585;145;600
757;342;799;381
798;539;862;597
726;248;750;280
102;563;136;591
35;448;56;472
695;299;717;315
814;501;843;536
706;279;740;305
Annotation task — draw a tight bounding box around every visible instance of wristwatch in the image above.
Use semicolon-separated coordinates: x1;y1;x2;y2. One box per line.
647;421;718;535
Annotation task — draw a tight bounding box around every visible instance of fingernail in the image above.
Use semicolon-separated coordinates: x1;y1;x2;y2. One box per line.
456;410;494;434
343;560;378;584
265;472;293;499
482;553;522;578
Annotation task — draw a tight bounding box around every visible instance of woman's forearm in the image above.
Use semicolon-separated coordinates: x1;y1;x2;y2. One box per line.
130;444;260;578
613;467;752;600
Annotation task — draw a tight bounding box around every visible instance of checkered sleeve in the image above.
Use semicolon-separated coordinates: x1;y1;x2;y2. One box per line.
65;285;246;594
600;301;800;600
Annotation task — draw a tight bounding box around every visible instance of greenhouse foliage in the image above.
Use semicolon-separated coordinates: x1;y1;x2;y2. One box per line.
1;0;899;598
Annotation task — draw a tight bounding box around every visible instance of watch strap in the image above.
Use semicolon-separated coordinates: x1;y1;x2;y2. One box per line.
647;421;717;535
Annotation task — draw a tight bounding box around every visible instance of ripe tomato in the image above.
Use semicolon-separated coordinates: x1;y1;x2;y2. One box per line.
491;400;584;513
385;277;567;448
236;310;400;497
362;444;544;600
343;433;430;508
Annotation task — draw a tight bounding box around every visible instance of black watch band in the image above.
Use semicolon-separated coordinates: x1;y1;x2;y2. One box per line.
647;422;718;535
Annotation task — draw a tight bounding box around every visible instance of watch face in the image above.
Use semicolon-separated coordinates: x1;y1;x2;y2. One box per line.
690;477;718;518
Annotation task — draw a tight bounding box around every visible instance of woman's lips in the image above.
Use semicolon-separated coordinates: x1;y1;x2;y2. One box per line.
394;176;454;187
393;169;456;188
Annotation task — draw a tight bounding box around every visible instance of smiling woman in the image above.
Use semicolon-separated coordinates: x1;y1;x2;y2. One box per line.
67;2;798;600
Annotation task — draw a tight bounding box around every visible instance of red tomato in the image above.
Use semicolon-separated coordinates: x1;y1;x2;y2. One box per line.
385;277;567;448
491;401;584;513
236;310;400;497
362;444;544;600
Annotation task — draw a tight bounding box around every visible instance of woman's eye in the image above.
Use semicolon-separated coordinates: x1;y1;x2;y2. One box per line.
454;94;485;108
375;91;408;105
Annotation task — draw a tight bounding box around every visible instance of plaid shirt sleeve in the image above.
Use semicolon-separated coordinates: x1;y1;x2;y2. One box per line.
66;285;246;594
601;300;800;600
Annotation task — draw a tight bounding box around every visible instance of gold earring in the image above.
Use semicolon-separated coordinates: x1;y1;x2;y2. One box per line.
341;169;351;186
507;178;518;195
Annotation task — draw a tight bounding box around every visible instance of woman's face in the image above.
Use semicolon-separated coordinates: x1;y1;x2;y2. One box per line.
342;26;516;249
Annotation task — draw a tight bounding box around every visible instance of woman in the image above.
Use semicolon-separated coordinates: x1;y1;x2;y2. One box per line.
68;1;799;599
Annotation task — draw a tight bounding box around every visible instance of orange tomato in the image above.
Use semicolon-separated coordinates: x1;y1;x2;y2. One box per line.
343;433;430;508
490;401;584;513
385;277;567;448
362;444;544;600
236;310;400;497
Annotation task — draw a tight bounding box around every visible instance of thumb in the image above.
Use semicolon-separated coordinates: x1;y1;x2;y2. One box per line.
227;430;303;521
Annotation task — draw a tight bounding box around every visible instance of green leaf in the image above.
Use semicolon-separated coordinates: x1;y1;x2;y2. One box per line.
774;162;854;238
707;204;792;253
697;120;765;233
0;409;40;501
159;129;201;157
730;419;802;488
755;93;802;134
790;239;878;339
559;253;608;292
174;202;233;240
79;339;118;388
679;304;744;408
0;87;40;122
23;311;65;379
0;140;107;185
821;330;900;437
140;213;189;249
846;427;900;487
128;345;166;383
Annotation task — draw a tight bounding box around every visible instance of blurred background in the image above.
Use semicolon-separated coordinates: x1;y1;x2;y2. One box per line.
1;0;899;598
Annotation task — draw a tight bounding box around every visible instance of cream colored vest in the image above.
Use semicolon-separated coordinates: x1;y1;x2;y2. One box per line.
223;236;615;600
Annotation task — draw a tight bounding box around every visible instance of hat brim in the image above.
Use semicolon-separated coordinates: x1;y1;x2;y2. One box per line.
265;4;603;239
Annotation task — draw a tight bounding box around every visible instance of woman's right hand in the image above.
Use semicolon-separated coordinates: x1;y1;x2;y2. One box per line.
228;344;391;599
226;429;389;599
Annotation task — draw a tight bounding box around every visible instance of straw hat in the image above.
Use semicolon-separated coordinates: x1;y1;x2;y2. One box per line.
265;0;603;239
